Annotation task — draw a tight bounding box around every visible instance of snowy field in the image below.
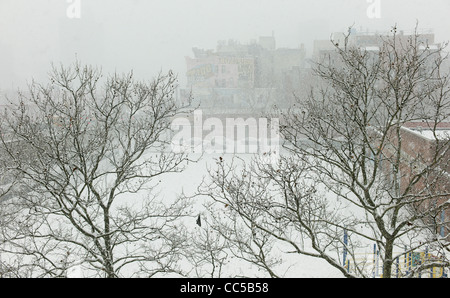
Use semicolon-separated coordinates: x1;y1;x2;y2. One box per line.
2;147;447;278
46;151;342;278
146;152;345;278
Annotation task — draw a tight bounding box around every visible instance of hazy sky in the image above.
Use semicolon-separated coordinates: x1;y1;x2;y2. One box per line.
1;0;450;90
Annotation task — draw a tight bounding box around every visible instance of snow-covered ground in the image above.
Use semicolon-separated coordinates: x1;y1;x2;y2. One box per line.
59;152;345;278
150;151;449;278
4;149;446;278
149;152;345;278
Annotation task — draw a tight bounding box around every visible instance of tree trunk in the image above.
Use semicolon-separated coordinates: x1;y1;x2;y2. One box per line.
104;208;115;278
383;240;394;278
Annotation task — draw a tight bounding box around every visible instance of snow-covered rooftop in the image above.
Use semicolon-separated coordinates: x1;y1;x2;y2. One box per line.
403;122;450;141
414;129;450;140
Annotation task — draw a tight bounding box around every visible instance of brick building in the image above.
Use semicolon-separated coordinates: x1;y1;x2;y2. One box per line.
379;121;450;237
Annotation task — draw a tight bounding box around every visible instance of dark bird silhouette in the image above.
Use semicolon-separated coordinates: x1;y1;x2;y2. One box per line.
196;215;202;227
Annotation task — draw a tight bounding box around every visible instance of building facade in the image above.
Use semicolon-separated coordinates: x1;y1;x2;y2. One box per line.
378;122;450;237
182;36;306;112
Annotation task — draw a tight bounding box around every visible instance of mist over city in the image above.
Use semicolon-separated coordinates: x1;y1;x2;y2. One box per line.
0;0;449;282
2;0;450;92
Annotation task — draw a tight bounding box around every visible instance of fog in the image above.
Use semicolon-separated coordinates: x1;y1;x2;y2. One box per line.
1;0;450;279
1;0;450;93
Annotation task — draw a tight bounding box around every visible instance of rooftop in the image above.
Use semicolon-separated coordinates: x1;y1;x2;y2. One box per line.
403;121;450;140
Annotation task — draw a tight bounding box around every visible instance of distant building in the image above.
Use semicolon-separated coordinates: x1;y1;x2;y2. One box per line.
313;29;440;61
183;35;306;112
378;121;450;237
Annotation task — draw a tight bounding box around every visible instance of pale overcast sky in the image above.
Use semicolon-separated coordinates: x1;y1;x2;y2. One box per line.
1;0;450;90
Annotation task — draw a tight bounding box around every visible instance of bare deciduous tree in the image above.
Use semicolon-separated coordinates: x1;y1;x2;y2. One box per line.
198;26;450;278
0;62;193;277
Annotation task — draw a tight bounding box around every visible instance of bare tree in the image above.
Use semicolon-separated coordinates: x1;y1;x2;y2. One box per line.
190;157;288;278
0;134;19;200
183;218;231;278
0;62;193;277
198;26;450;278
